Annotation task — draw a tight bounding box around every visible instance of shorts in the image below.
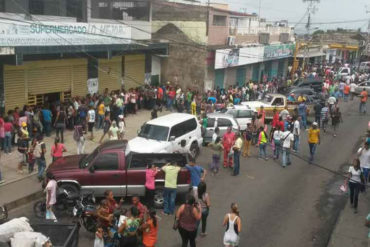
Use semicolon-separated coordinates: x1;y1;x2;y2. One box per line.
18;152;27;163
88;122;94;132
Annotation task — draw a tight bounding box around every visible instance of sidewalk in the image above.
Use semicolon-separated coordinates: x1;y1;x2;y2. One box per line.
328;189;370;247
0;109;168;207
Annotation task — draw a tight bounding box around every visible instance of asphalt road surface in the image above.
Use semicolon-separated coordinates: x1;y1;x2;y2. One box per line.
9;99;368;247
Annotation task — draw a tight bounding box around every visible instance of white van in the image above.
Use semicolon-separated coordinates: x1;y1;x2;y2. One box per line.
359;61;370;73
127;113;203;158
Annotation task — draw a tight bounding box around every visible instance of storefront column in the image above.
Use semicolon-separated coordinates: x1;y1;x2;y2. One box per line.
0;64;4;114
145;53;152;85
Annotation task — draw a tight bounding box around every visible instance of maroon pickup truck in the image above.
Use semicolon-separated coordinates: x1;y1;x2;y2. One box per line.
46;141;191;208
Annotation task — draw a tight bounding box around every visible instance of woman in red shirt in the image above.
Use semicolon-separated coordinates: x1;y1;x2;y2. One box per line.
3;117;13;154
51;137;66;162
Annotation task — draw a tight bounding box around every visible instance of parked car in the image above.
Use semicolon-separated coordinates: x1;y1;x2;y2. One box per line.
224;105;256;130
204;113;239;143
128;113;203;158
46;141;191;208
288;87;316;97
354;80;370;95
359;61;370;73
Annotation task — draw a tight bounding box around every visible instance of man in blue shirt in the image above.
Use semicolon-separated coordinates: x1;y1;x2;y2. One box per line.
41;106;52;137
298;101;307;129
185;158;207;199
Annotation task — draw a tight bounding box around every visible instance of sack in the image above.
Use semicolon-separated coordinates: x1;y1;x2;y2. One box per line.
0;217;33;242
172;217;179;231
45;209;56;221
11;231;49;247
339;183;348;193
94;236;104;247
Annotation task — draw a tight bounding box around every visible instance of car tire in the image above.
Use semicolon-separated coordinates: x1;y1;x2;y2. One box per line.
33;200;46;219
59;183;80;198
153;188;164;209
190;142;200;159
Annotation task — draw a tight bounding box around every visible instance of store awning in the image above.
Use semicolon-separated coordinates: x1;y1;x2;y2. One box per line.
297;51;325;58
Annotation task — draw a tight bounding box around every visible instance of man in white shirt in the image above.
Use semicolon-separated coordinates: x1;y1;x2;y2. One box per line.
292;116;301;152
350;81;357;101
358;142;370;184
87;106;96;140
281;126;295;168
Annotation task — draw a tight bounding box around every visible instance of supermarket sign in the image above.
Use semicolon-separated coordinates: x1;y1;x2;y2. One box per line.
0;20;131;46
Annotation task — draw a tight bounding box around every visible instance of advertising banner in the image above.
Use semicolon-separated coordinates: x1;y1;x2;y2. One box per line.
0;20;131;46
215;46;264;69
263;43;295;60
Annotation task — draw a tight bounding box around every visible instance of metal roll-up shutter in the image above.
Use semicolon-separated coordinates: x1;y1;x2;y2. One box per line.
4;66;26;112
28;65;71;95
72;62;88;97
124;54;145;89
99;57;122;93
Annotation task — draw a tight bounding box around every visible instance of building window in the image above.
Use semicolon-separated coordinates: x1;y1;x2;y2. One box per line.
29;0;44;15
213;15;227;26
66;0;83;19
91;0;149;21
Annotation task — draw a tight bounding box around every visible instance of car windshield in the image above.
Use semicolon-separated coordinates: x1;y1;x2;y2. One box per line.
79;149;99;168
138;124;169;141
262;95;273;104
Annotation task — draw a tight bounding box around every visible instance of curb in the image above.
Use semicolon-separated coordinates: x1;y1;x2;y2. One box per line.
5;190;43;212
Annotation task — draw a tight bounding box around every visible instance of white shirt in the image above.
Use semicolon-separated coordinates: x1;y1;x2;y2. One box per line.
46;180;57;205
281;131;294;148
293;120;300;136
212;133;218;143
350;83;357;93
348;166;362;183
279;109;289;121
358;147;370;169
273;130;282;141
118;120;125;133
88;109;96;123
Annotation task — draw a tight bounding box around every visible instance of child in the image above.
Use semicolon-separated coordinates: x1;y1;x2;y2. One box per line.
94;227;104;247
207;137;224;175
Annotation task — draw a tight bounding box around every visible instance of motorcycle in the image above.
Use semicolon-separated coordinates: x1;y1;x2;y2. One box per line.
72;192;98;233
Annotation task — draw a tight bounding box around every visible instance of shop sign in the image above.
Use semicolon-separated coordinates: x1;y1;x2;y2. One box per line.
87;78;99;95
0;20;131;46
264;43;295;60
215;46;264;69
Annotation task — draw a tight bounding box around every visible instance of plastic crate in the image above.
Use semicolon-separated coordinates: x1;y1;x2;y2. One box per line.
31;223;79;247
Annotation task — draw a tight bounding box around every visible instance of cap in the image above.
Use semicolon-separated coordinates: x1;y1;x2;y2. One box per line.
21;122;27;127
312;122;318;126
118;115;124;119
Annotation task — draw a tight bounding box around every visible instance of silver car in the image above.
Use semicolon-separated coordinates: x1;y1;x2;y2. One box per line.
204;113;240;143
354;81;370;95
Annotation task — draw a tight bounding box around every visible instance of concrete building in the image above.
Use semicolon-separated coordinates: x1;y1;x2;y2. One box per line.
0;0;168;112
152;0;295;91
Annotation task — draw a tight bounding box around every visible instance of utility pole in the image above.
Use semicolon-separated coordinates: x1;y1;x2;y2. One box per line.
258;0;262;28
302;0;320;70
206;0;210;35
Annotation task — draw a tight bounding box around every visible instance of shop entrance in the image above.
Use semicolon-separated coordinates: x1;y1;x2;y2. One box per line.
43;92;60;107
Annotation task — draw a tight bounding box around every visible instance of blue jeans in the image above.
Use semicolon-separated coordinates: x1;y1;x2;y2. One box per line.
282;147;291;167
167;98;174;111
259;143;267;159
274;141;281;159
300;114;307;129
233;151;241;176
308;143;317;163
293;135;299;152
163;188;177;214
97;114;104;129
44;121;51;136
3;132;11;153
362;168;369;183
360;102;367;114
344;94;349;102
36;158;46;180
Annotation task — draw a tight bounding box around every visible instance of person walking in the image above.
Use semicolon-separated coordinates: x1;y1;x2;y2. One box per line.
108;120;119;141
223;203;242;247
145;164;159;209
359;88;368;115
208;137;223;175
51;137;66;162
3;117;13;154
320;104;329;132
258;126;268;160
314;102;322;128
17;131;28;174
197;182;210;237
298;100;307;129
176;194;202;247
222;127;236;168
34;135;46;182
73;125;85;154
162;162;181;215
232;132;243;176
99;112;111;144
41;106;52;137
308;122;320;164
118;115;126;140
87;106;95;140
272;126;282;160
54;106;66;143
331;107;342;137
45;172;57;222
347;158;364;214
358;142;370;184
292;116;300;153
186;158;206;198
281;125;294;168
242;124;252;157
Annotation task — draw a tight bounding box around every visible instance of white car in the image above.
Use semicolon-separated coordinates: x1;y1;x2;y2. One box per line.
127;113;203;158
225;105;256;130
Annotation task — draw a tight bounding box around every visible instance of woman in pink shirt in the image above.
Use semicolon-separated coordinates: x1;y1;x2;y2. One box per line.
145;164;159;209
51;137;67;162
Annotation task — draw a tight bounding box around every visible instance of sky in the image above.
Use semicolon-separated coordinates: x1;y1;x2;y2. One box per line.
218;0;370;33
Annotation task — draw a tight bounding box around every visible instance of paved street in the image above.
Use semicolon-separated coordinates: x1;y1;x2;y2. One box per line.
8;99;370;247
